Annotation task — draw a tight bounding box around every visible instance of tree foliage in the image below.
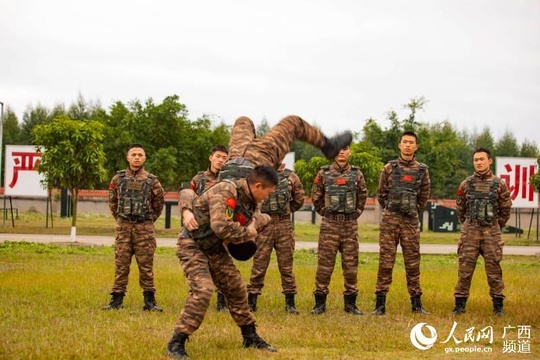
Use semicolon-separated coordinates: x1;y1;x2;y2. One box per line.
4;93;538;201
32;116;108;238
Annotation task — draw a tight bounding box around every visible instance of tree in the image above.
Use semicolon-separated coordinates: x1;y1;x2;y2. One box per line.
495;131;519;157
530;157;540;193
32;116;108;241
256;117;271;137
519;140;540;158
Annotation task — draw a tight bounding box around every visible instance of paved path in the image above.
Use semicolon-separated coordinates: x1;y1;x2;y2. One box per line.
1;233;539;256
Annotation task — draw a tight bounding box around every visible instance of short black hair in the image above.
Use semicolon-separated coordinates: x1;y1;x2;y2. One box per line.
211;145;228;155
401;131;418;143
474;147;492;159
247;164;279;188
126;143;145;154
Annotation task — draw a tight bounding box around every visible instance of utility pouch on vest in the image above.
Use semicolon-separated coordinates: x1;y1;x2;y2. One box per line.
218;158;254;181
388;188;418;216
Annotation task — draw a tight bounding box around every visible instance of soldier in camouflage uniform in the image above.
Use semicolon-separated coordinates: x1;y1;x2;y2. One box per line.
452;147;512;316
219;115;353;180
166;165;279;359
102;144;165;312
311;146;367;315
372;131;430;316
189;145;229;312
247;163;305;314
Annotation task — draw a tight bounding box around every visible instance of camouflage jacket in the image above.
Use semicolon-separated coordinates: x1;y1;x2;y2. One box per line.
108;167;165;222
189;168;219;196
311;162;367;218
179;178;270;245
456;170;512;227
377;157;430;213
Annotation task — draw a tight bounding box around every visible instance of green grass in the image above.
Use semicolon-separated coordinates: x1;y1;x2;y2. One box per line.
0;242;539;359
2;211;539;246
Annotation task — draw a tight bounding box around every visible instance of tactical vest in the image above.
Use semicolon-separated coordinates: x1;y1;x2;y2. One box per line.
386;160;426;217
195;171;208;196
189;180;256;253
218;158;254;182
465;177;500;226
116;171;155;221
323;166;358;214
261;169;291;215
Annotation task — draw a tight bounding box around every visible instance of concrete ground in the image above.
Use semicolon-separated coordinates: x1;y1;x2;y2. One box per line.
1;233;539;256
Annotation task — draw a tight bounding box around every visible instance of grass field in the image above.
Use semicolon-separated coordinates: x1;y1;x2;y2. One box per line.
1;237;539;359
1;212;539;359
1;210;539;246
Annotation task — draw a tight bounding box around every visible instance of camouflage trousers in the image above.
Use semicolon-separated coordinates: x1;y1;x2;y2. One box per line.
314;217;359;296
375;211;422;297
247;215;297;295
111;219;157;294
228;115;326;169
174;235;256;335
454;221;505;299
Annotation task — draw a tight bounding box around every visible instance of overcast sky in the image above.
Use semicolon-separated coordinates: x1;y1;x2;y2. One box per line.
1;0;539;146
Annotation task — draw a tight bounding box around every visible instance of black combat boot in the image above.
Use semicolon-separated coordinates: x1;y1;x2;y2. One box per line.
321;131;353;159
310;293;327;315
216;292;227;311
411;295;429;315
166;332;190;359
493;297;504;316
240;324;278;352
285;294;299;314
102;292;124;310
371;294;386;315
452;297;467;315
248;293;258;312
344;294;363;315
142;291;163;312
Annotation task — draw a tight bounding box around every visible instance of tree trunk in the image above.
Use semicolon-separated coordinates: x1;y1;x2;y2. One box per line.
70;189;79;242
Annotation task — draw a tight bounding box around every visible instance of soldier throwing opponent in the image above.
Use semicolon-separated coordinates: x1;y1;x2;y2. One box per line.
167;165;279;359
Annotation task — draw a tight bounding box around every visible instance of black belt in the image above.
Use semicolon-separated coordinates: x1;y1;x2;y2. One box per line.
267;213;290;220
118;217;149;224
325;213;357;221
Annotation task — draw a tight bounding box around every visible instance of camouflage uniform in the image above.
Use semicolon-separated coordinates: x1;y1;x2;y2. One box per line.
454;170;512;303
247;169;305;312
189;167;227;310
374;157;430;303
227;115;327;169
311;162;367;313
189;168;219;195
174;178;269;335
108;167;165;294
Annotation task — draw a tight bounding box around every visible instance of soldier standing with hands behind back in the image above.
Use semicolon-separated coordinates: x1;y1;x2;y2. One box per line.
247;163;305;314
311;145;367;315
372;131;430;315
102;144;165;312
452;147;512;316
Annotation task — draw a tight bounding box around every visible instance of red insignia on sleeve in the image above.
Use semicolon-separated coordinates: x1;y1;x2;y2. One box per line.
402;174;413;182
226;198;237;208
108;182;114;190
457;189;462;196
189;183;195;190
235;213;247;225
336;178;347;185
314;177;320;184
